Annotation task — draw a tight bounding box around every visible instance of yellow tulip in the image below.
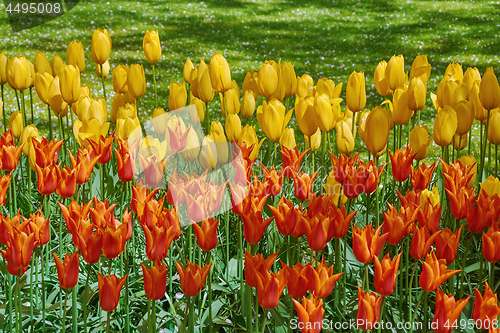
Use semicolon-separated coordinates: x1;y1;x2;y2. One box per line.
89;98;107;125
257;99;293;142
34;72;54;104
433;106;458;147
269;71;285;101
364;106;390;156
386;55;405;91
470;81;488;121
59;64;81;104
116;103;137;121
191;59;208;98
75;96;91;121
295;96;318;137
324;169;348;206
279;127;296;150
241;90;255;119
152;107;168;136
381;99;395;130
225;114;242;142
460;155;477;188
409;125;433;161
34;52;51;74
48;77;68;117
199;136;217;170
67;41;85;73
407;77;427;111
463;67;481;99
239;125;265;160
335;119;355;154
139;136;168;162
91;29;112;65
110;93;126;123
346;71;366;112
374;60;391;97
231;79;240;100
314;93;335;132
455;100;474;135
189;97;205;123
242;71;259;100
296;74;314;98
0;99;2;121
480;67;500;111
95;60;110;78
9;111;23;138
6;56;30;91
164;116;187;154
198;70;214;104
392;87;413;125
487;108;500;145
316;78;342;101
410;55;431;83
209;53;232;93
143;30;161;64
444;62;463;82
74;117;110;146
257;61;278;99
208;127;228;166
481;176;500;199
182;127;200;161
168;82;187;112
116;116;141;142
222;89;240;116
20;124;40;156
437;76;466;109
357;109;370;142
112;65;129;93
183;58;195;84
50;54;65;77
305;128;321;152
453;132;467;151
127;64;146;99
28;61;35;88
282;61;297;98
420;187;440;207
0;53;7;85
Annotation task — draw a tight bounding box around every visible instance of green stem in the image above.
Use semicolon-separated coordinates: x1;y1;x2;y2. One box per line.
496;144;498;176
72;286;77;333
188;296;195;333
62;289;68;333
21;89;27;127
30;256;35;331
363;264;369;292
28;158;32;215
106;310;111;333
100;163;105;201
410;291;427;333
29;87;34;123
1;84;5;131
17;272;22;333
226;210;230;276
83;264;92;333
245;281;253;332
150;299;156;333
260;309;269;333
124;247;130;333
374;156;380;228
47;104;53;140
42;244;46;333
408;260;418;333
208;251;213;332
101;64;107;102
273;141;278;166
152;64;157;108
255;292;259;332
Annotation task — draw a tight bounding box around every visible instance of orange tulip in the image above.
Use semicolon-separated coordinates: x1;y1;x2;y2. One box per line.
176;260;211;297
292;295;325;333
244;250;278;288
261;164;283;196
56;165;77;198
32;137;64;168
472;281;500;330
281;262;309;299
25;210;50;246
0;213;22;246
59;199;93;235
1;143;24;172
0;174;11;206
389;146;416;182
293;170;318;201
192;217;219;252
269;196;305;236
343;164;369;199
435;226;462;264
329;205;357;239
307;257;342;299
374;253;401;296
281;146;309;178
102;211;132;259
329;152;359;184
89;197;117;229
242;211;273;245
114;138;139;182
35;164;58;195
467;189;500;234
419;250;461;292
142;223;176;261
88;132;114;165
483;224;500;263
352;223;388;264
131;184;160;216
446;186;477;220
356;284;383;331
417;198;442;233
97;272;128;312
432;288;470;333
141;260;168;301
382;203;418;245
442;158;476;193
1;228;36;272
305;214;332;252
77;227;103;264
52;251;79;289
411;162;437;191
362;161;386;195
69;147;100;185
139;155;166;188
410;225;442;260
255;269;288;309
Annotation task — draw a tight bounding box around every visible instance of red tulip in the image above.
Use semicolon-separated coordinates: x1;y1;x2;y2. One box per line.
52;251;79;289
292;295;325;333
244;250;278;288
432;288;470;333
1;228;36;273
114;138;139;183
0;174;11;206
446;186;477;220
411;162;437;191
389;146;416;182
374;253;401;296
35;164;58;195
281;261;309;299
141;260;168;301
192;217;219;252
352;223;388;264
410;225;442;261
473;281;500;329
88;132;114;165
269;196;305;236
262;164;282;196
307;257;342;299
435;226;462;264
419;250;461;292
329;152;359;184
97;272;129;312
483;224;500;263
69;147;100;185
292;170;318;201
356;284;383;331
175;260;211;297
32;137;64;168
242;211;273;245
281;146;309;178
255;268;287;309
382;203;418;245
1;143;24;172
56;165;77;198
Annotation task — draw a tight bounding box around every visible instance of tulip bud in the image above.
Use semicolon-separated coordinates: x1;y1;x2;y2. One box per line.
7;56;31;91
420;187;440;207
374;60;391;96
9;111;23;138
0;53;7;85
168;82;187;112
116;116;141;142
89;98;107;125
281;61;297;98
305;128;321;152
231;79;240;100
143;30;161;64
127;64;146;99
407;77;427;111
296;74;314;98
198;70;214;103
182;127;200;161
409;55;431;83
295;96;318;137
152;107;168;136
209;53;232;93
241;90;255;119
112;65;129;94
392;87;413;125
199;136;217;170
243;71;259;100
480;67;500;111
453;133;467;151
335;119;354;154
487;108;500;145
67;41;85;73
346;71;366;112
48;77;69;117
433;106;458;147
365;106;390;156
183;58;195;84
225;114;242;141
445;62;463;82
34;52;52;74
95;60;110;78
59;64;81;104
280;128;296;150
258;61;279;99
20;124;40;156
386;55;405;91
471;81;488;121
75;96;91;121
455;100;474;135
314;93;335;132
91;29;112;65
34;72;54;104
50;54;65;77
463;67;481;99
222;88;240;116
409;125;432;161
358;109;370;142
189;97;205;123
257;99;292;142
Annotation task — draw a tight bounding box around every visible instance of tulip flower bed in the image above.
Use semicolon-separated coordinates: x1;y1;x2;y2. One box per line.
1;3;500;333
